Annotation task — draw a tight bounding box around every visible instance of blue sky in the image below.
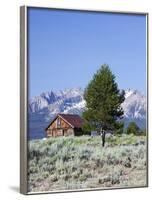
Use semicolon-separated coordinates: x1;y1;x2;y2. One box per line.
28;8;146;97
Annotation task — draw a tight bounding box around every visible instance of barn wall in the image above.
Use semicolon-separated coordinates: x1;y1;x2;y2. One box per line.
47;128;74;137
46;129;52;137
47;116;71;130
65;128;74;136
52;129;63;137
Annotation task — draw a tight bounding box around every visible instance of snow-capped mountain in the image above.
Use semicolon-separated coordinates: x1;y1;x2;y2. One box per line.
28;88;146;139
122;89;146;119
29;88;85;115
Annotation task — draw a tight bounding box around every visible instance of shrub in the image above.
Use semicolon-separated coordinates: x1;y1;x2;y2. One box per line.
127;122;141;135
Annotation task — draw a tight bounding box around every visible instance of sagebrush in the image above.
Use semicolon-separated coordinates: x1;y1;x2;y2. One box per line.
28;135;147;192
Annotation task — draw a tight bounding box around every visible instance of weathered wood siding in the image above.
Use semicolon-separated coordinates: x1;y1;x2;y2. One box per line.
46;116;74;137
49;117;71;129
65;128;74;136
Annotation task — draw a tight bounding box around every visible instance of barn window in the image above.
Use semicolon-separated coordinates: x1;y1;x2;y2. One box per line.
57;117;61;128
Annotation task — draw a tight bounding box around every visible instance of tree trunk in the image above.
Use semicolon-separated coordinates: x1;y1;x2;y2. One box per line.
102;130;106;147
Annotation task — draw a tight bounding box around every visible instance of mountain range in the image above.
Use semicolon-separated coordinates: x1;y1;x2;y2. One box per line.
28;88;146;139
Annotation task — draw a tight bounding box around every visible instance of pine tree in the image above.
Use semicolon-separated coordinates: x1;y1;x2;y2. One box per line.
82;64;125;146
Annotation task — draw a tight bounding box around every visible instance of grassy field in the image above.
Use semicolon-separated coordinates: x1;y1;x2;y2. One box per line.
27;134;147;192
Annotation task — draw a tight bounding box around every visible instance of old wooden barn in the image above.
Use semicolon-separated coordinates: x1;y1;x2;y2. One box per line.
45;114;84;137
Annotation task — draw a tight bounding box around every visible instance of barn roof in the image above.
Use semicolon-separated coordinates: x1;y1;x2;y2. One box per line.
45;113;84;130
59;114;84;128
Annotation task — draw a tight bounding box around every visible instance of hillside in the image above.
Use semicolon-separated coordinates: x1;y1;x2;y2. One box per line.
28;135;147;192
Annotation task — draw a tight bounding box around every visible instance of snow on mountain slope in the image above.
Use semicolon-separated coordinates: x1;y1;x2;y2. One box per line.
122;89;146;119
29;91;57;113
29;88;84;114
